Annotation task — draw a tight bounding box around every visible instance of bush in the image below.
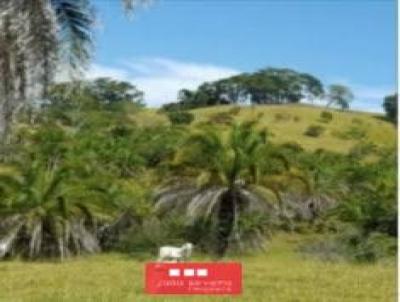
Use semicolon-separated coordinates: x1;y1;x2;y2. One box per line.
228;106;241;115
274;112;291;122
280;142;304;152
299;230;397;263
167;111;194;125
332;126;366;140
319;111;333;123
208;112;233;125
348;142;377;159
116;217;187;255
304;125;325;137
293;115;301;122
352;232;397;262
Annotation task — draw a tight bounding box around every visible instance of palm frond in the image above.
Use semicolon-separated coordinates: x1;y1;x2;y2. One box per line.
51;0;94;74
122;0;149;13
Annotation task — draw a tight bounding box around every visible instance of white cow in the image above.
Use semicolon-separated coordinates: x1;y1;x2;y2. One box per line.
158;243;193;262
0;242;8;258
0;238;12;258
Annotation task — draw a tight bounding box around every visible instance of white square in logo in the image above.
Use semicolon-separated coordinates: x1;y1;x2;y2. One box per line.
197;269;208;277
183;269;195;277
169;268;180;277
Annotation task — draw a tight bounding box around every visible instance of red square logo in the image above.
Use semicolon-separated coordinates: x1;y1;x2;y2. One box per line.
145;262;242;295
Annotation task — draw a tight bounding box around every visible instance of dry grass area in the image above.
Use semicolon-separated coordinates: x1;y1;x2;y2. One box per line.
190;104;396;153
0;234;395;302
118;104;395;153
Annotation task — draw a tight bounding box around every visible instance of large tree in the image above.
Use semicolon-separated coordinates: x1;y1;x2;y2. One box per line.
0;0;146;140
326;84;354;110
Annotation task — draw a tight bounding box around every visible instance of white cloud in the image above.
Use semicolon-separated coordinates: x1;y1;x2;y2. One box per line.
350;85;394;113
352;85;394;100
86;57;240;107
81;61;393;113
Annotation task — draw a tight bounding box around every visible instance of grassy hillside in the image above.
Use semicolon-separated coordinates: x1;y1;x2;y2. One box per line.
186;104;396;153
121;104;396;154
130;104;396;153
0;233;394;302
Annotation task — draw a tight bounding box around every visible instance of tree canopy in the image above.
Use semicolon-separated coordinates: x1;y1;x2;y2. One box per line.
326;84;354;110
47;78;145;110
163;68;324;110
383;93;397;123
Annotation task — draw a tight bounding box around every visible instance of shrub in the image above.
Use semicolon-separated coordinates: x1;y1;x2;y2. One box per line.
228;106;241;115
274;112;291;122
280;142;304;152
332;126;366;140
208;111;234;125
304;125;325;137
293;115;301;122
353;232;397;262
298;231;397;263
346;127;366;139
116;217;187;255
348;142;377;159
167;111;194;125
319;111;333;123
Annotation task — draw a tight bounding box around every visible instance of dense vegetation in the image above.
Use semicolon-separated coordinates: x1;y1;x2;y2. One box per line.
0;78;396;263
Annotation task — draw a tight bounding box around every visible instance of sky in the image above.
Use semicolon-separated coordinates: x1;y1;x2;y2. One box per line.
87;0;396;112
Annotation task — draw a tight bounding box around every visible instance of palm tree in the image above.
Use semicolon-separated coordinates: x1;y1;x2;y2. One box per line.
0;160;118;260
155;121;292;256
0;0;147;140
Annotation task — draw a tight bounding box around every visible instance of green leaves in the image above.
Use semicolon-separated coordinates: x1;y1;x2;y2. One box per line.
326;84;354;110
52;0;94;72
383;93;397;123
155;121;294;255
167;67;325;110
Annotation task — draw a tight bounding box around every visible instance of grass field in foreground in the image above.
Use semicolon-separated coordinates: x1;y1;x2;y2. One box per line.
0;234;395;302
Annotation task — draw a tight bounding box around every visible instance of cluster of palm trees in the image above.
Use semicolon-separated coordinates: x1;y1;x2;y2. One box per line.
0;1;395;262
0;98;396;260
0;110;328;260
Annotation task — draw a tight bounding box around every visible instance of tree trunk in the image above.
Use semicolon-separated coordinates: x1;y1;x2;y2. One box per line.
0;102;11;142
216;188;237;257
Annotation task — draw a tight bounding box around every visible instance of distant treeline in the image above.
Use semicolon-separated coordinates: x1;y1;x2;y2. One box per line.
163;67;325;111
